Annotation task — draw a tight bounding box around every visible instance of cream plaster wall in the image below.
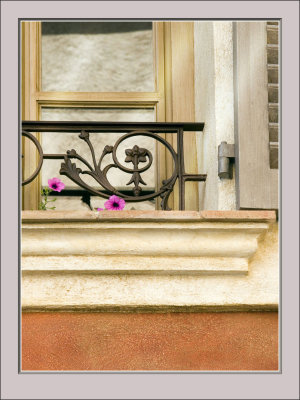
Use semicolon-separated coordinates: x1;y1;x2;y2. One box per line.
194;22;236;210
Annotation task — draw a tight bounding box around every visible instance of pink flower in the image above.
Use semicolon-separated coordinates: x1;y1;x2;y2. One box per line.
97;208;104;211
48;177;65;192
104;195;126;211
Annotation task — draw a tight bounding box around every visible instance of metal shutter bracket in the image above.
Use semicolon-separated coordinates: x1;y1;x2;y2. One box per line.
218;141;235;179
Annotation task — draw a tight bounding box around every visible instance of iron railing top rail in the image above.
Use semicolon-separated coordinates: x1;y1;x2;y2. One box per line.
22;121;205;132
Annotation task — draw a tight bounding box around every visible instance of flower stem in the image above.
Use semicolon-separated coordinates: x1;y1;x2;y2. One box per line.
39;187;57;210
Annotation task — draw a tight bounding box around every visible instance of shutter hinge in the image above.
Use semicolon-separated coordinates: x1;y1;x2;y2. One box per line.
218;142;235;179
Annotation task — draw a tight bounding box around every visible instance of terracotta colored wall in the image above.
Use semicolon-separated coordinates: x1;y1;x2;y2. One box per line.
22;312;278;371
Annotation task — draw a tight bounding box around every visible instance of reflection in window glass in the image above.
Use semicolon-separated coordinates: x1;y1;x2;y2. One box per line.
42;22;154;92
41;107;156;210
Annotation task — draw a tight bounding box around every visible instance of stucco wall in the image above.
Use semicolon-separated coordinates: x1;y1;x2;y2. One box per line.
22;312;278;371
194;21;236;210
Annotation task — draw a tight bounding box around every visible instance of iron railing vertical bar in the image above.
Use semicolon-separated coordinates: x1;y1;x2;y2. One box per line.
177;127;185;210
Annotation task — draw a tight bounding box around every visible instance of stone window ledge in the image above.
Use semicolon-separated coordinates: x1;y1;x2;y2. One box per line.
21;210;278;311
22;210;276;223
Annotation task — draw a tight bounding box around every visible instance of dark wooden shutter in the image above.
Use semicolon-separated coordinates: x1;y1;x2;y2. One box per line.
267;22;279;169
233;21;279;209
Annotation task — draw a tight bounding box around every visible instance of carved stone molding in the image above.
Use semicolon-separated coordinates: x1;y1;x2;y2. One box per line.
21;211;278;310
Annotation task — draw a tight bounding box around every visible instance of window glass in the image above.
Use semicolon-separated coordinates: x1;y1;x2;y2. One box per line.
42;22;155;92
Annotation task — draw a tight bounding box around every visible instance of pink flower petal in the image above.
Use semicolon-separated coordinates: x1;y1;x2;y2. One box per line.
104;195;126;210
48;177;65;192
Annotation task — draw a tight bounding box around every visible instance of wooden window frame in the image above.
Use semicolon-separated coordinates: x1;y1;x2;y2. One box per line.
21;21;198;211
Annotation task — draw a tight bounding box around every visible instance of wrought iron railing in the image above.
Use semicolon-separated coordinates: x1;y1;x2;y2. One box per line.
22;121;206;210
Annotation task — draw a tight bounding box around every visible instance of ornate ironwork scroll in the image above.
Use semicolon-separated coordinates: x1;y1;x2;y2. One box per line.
22;121;206;210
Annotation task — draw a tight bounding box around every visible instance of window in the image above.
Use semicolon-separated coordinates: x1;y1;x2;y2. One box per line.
21;21;200;211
